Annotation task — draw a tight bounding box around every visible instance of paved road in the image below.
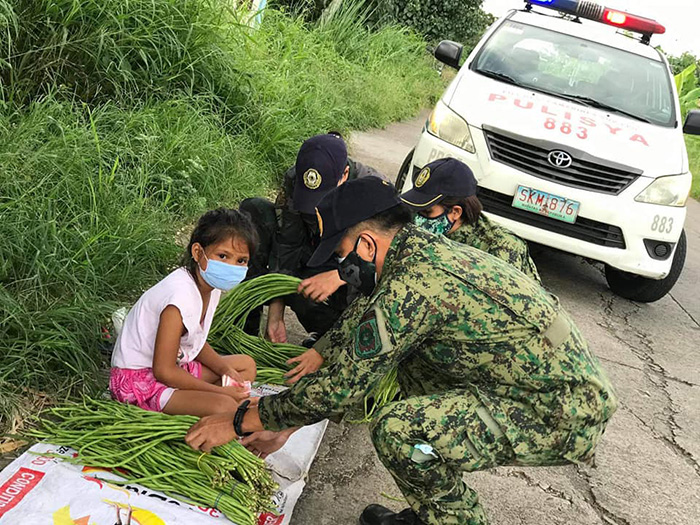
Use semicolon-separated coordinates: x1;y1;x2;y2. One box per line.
292;112;700;525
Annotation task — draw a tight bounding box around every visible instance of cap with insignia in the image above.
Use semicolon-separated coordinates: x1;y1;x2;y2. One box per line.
400;157;477;210
307;177;400;267
292;134;348;215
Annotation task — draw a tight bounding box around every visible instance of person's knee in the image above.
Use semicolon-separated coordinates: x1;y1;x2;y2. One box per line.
222;354;257;382
370;402;411;449
238;354;257;382
210;394;239;414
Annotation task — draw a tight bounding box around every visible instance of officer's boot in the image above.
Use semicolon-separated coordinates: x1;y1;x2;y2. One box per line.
359;505;425;525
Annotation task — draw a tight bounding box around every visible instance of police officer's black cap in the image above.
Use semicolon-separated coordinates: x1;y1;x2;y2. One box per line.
400;158;477;210
293;134;348;215
308;177;400;267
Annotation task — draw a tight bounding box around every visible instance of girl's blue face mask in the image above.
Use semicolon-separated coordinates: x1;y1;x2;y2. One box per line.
199;255;248;291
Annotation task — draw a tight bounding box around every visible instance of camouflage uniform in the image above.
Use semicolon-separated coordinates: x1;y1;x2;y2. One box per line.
448;214;541;283
258;225;617;524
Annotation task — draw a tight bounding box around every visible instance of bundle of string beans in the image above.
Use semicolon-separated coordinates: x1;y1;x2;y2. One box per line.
209;274;306;369
209;273;402;421
27;398;276;525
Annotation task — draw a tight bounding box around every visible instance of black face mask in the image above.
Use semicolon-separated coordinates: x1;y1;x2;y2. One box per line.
337;235;377;296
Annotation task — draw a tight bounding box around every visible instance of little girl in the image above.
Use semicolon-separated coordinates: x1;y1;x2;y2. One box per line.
110;208;258;416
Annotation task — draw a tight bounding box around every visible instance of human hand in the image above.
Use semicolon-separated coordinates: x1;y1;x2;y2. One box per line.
239;430;292;459
185;412;238;452
222;385;250;402
266;318;287;343
298;270;345;303
222;367;244;385
285;348;324;384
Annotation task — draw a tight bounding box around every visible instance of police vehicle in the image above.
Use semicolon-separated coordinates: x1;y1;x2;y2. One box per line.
398;0;700;302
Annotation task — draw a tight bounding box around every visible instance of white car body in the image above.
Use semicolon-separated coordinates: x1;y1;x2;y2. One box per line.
403;9;690;279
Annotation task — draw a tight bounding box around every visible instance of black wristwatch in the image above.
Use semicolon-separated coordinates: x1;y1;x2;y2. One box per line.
233;399;253;437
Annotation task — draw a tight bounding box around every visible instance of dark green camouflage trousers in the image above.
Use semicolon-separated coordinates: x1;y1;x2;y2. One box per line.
369;387;597;524
370;391;513;524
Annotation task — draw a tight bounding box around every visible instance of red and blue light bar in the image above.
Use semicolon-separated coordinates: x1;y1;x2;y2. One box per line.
527;0;666;38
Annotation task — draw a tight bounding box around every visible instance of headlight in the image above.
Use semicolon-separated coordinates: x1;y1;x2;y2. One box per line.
427;100;475;153
634;174;691;207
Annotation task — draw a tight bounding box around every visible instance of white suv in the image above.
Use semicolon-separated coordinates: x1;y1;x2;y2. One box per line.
398;0;700;302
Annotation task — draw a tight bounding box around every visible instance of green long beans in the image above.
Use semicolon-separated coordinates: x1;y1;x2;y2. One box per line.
211;274;302;333
210;274;307;369
27;398;277;525
210;273;401;419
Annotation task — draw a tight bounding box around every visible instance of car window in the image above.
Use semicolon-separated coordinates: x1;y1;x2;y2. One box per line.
472;20;675;127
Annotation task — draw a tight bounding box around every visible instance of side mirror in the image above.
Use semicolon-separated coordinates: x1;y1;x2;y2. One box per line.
434;40;464;70
683;110;700;135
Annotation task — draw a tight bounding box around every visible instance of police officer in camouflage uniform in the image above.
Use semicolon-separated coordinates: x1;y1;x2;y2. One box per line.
187;177;618;525
403;158;540;282
240;133;385;347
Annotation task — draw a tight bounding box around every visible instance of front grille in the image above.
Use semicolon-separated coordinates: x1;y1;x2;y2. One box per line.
478;187;626;249
484;129;642;195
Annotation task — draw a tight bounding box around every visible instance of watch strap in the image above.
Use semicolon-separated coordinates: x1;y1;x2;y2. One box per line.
233;399;253;437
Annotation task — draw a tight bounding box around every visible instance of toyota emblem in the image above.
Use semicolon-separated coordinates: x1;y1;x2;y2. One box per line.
548;150;573;169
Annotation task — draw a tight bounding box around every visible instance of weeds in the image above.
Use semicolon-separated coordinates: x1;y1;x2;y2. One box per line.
0;0;443;426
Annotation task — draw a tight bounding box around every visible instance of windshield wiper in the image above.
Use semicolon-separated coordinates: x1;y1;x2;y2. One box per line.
474;68;524;87
557;94;652;124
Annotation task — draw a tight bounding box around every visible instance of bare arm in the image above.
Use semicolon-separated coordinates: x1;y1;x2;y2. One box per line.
266;298;287;343
152;306;229;393
195;342;227;377
185;405;267;452
297;270;346;303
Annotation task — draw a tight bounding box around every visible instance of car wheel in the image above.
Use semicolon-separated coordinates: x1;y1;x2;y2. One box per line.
395;148;414;191
605;229;687;303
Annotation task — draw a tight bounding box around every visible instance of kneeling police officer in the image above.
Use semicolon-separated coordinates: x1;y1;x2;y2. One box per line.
189;177;618;525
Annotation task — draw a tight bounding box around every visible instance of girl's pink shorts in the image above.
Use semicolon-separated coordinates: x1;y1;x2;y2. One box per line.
109;361;202;412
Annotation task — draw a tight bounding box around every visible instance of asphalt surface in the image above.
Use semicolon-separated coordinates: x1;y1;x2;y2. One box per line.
290;111;700;525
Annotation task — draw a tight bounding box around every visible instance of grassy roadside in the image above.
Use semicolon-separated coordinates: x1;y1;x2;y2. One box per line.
687;136;700;200
0;0;445;430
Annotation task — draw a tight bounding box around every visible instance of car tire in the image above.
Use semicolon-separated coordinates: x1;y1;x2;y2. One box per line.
604;229;687;303
395;148;415;191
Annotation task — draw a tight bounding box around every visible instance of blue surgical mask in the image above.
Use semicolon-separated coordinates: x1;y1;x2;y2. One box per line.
199;256;248;291
414;211;454;236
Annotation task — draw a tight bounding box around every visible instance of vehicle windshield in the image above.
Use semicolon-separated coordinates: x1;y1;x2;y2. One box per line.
472;20;676;127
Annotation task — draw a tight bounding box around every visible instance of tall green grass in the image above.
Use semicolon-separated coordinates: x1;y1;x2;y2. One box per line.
0;0;248;107
0;0;443;429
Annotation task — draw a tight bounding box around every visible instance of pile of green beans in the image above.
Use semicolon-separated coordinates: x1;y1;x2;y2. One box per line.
27;398;277;525
211;274;302;333
210;274;306;370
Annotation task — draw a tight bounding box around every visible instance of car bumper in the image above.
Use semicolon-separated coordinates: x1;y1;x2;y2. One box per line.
406;129;687;279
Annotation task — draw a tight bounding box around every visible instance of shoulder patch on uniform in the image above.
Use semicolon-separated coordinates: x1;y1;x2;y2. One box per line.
303;169;322;189
355;310;382;359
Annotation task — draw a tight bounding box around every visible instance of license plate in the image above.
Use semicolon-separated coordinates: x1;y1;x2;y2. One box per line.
512;186;580;224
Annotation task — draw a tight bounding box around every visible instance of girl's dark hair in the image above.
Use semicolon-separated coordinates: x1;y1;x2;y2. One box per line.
182;208;258;277
441;195;483;225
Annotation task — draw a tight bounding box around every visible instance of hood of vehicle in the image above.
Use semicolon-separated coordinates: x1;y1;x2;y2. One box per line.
446;71;685;177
